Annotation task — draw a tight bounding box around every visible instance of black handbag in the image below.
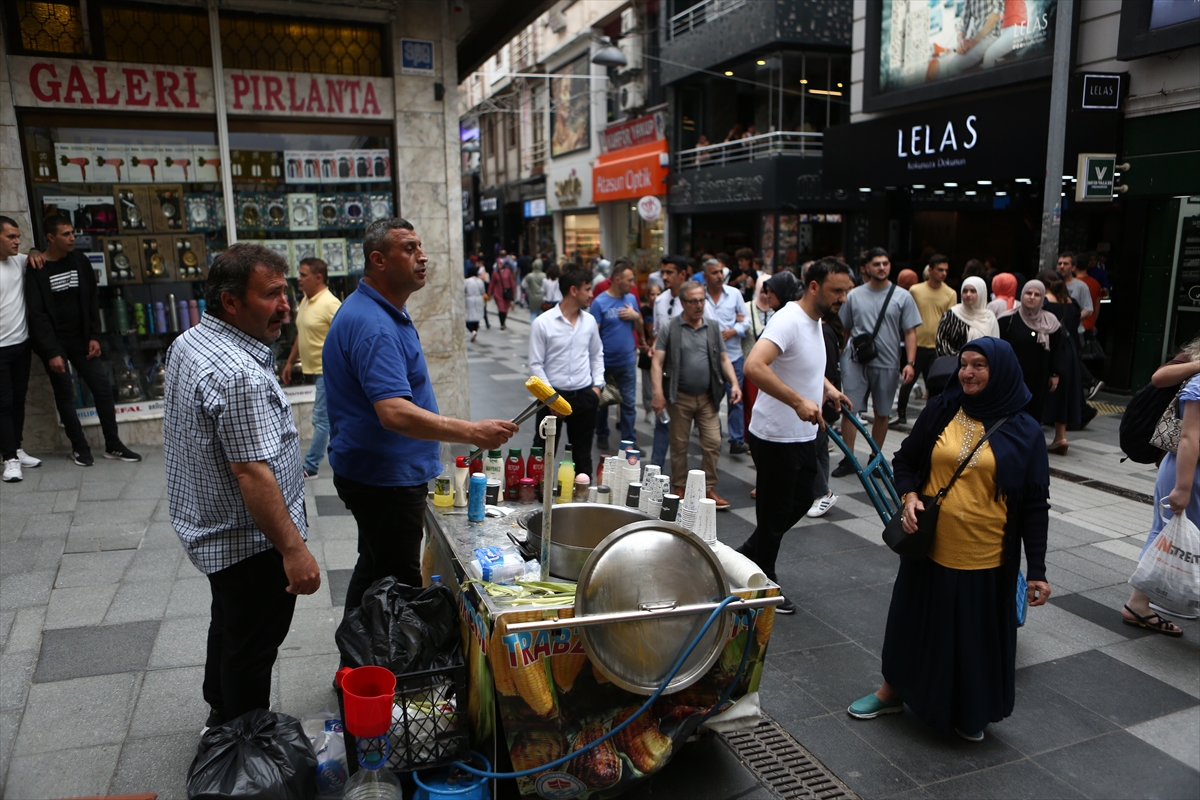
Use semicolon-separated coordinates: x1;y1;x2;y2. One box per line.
883;416;1010;557
851;283;897;364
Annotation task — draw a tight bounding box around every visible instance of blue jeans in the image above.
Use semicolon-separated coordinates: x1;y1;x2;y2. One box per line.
651;416;669;469
595;358;638;444
726;357;745;444
303;375;329;475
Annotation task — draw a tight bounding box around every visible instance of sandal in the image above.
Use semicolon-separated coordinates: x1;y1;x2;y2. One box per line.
1048;439;1069;456
1122;605;1183;637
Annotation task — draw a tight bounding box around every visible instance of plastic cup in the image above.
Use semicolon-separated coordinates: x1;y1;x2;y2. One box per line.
341;666;396;738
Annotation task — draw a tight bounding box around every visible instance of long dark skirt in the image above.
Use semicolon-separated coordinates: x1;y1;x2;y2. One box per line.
881;557;1018;735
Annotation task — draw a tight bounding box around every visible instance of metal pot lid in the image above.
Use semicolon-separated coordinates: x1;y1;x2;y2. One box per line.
575;520;730;696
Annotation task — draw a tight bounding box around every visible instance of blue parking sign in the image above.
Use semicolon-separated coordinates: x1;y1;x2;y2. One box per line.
401;39;435;75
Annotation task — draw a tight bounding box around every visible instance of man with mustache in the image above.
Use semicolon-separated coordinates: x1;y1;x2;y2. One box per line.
162;243;321;727
323;219;517;614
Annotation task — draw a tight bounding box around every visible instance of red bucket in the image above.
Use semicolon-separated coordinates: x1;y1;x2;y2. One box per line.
341;666;396;738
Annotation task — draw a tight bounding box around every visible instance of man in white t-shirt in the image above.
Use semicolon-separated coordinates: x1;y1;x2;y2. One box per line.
0;216;43;482
737;257;853;614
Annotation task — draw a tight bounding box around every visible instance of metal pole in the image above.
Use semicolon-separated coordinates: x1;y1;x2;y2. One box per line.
538;415;557;581
1037;0;1075;273
207;0;238;245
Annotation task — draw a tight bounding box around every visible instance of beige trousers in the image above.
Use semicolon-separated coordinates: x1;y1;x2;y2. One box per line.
668;392;720;491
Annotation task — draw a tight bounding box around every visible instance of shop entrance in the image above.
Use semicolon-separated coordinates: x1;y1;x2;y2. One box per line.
908;209;1039;279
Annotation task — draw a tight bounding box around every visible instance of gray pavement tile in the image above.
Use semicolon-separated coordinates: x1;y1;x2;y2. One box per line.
760;607;849;655
1033;730;1200;800
0;611;12;651
1042;566;1108;595
3;607;45;654
152;498;173;522
19;513;73;539
1050;593;1149;641
847;706;1024;785
757;663;827;725
1101;634;1200;699
15;672;139;755
53;550;136;588
1068;542;1147;574
798;584;893;643
278;653;340;720
1127;706;1200;772
109;732;197;799
771;641;884;715
1028;599;1131;650
877;789;934;800
784;713;919;798
122;546;184;583
165;577;212;618
1021;649;1200;729
0;570;55;610
922;759;1085;799
326;569;354;608
141;520;184;550
1043;549;1129;588
4;743;122;800
619;732;763;800
77;480;128;501
149;616;209;669
1013;625;1092;670
0;537;64;576
0;651;35;712
100;533;145;551
104;580;175;625
0;710;18;794
1047;516;1112;546
129;666;208;737
775;521;877;559
52;488;78;513
822;544;904;589
34;620;159;683
323;540;359;571
120;480;169;500
309;515;359;539
773;555;857;604
34;470;82;491
44;583;119;630
315;495;352;516
278;608;341;659
989;677;1119;757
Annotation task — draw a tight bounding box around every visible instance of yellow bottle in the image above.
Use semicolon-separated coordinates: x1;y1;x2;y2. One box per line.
556;446;575;504
433;467;454;507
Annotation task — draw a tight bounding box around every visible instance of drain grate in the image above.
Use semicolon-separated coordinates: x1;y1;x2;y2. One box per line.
719;717;860;800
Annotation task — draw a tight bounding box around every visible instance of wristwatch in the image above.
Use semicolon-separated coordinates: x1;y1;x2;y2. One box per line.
906;361;916;367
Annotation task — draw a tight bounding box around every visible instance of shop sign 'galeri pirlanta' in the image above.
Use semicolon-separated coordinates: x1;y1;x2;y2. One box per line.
9;56;394;121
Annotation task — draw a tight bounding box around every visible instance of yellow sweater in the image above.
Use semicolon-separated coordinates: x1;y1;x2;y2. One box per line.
924;411;1008;570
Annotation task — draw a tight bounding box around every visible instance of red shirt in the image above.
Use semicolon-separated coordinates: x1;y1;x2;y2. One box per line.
1079;275;1102;330
592;278;610;297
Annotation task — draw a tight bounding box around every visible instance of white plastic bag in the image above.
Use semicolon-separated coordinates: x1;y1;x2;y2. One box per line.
1129;510;1200;614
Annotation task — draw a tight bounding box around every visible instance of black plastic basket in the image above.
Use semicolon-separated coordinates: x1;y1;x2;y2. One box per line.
339;662;470;776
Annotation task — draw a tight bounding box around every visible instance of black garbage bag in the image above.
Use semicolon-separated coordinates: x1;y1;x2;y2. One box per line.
335;576;463;674
187;709;317;800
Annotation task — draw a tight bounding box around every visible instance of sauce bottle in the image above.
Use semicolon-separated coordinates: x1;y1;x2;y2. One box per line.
484;449;505;496
527;447;545;500
453;456;469;507
505;448;524;501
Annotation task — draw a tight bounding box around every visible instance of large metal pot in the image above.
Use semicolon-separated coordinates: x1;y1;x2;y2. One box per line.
520;503;651;581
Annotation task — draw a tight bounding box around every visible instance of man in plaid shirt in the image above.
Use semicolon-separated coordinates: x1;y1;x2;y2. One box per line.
163;243;320;727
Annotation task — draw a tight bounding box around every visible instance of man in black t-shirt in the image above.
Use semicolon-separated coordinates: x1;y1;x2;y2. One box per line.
25;215;140;465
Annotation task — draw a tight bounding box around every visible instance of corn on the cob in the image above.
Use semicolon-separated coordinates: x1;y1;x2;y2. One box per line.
612;707;672;774
551;608;588;693
505;610;556;716
510;730;568;775
490;617;518;697
568;722;622;788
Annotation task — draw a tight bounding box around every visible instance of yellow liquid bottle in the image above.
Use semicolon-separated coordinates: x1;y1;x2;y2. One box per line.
556;452;575;505
433;468;454;507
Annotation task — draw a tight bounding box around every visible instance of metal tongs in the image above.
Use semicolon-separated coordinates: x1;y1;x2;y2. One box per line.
466;390;562;463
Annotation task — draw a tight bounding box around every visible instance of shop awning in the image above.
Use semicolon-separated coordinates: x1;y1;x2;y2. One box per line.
593;139;668;203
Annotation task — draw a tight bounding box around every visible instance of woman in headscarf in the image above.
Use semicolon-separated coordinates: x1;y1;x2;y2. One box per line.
847;338;1051;741
987;272;1018;317
1039;270;1091;452
934;276;1000;356
997;279;1064;425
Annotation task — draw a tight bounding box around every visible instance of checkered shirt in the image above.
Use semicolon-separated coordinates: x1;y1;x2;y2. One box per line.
163;313;306;574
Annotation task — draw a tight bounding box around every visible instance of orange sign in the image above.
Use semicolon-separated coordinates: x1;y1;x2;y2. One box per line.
593;139;668;203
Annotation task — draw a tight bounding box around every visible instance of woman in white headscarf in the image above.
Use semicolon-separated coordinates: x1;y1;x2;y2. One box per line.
935;277;1000;357
996;279;1065;426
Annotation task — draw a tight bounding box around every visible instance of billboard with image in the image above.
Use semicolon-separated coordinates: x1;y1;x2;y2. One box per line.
550;56;592;158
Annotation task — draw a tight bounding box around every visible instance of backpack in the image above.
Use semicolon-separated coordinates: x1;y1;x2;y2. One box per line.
1120;381;1180;463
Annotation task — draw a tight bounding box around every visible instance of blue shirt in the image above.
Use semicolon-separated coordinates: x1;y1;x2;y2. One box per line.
323;282;440;487
704;284;749;363
590;291;639;365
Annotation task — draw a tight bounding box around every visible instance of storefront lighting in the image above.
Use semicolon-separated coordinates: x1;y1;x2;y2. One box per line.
965;190;977;195
808;89;842;96
756;60;766;66
859;187;871;192
725;71;734;76
837;83;843;88
912;184;925;189
995;191;1007;196
799;79;808;84
1016;178;1032;183
944;182;958;187
933;190;945;194
977;180;992;185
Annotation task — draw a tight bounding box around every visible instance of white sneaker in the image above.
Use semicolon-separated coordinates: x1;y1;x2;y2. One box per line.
16;449;41;468
2;459;22;482
807;493;838;517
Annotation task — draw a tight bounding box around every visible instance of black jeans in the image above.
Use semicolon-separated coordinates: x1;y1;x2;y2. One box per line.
532;386;599;480
896;346;938;415
334;475;427;615
736;433;818;583
44;341;120;452
204;548;296;721
0;340;32;460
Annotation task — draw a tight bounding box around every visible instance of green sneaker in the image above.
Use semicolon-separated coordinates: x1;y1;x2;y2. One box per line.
847;693;904;719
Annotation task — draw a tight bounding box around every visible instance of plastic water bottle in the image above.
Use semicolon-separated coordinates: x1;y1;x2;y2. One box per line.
342;743;402;800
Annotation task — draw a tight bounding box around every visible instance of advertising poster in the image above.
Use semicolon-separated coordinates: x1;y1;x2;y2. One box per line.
879;0;1057;93
550;56;591;158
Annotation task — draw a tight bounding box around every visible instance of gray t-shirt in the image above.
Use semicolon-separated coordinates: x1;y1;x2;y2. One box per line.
838;282;923;370
658;319;713;396
1065;278;1092;333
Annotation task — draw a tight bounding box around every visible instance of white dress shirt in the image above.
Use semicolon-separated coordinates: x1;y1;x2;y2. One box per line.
529;304;605;391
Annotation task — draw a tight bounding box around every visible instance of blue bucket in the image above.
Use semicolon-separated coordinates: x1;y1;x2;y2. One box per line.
412;751;491;800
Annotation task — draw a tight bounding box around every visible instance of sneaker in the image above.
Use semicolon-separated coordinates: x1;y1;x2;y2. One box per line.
103;444;142;462
831;459;855;478
597;437;611;451
706;488;731;511
807;493;839;518
729;440;749;455
775;597;796;615
955;728;985;742
889;411;907;429
16;449;41;468
73;450;94;467
1086;380;1104;401
847;693;904;720
1150;601;1199;620
3;459;21;482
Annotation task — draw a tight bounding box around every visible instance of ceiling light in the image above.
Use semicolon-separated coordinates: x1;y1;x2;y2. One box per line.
977;180;992;185
799;78;808;84
859;187;870;192
756;60;766;65
965;190;977;195
808;89;842;96
933;190;945;195
995;191;1007;196
944;182;958;187
724;70;733;76
1016;178;1032;184
837;82;843;87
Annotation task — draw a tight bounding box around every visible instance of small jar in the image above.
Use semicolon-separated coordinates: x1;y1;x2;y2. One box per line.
517;477;536;504
573;473;591;503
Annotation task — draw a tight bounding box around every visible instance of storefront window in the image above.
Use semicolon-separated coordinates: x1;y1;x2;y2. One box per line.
220;14;385;77
101;4;213;67
14;0;86;54
626;203;664;268
563;213;600;262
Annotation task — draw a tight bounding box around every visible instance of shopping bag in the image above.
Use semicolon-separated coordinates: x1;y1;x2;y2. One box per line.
1016;571;1028;627
1128;510;1200;615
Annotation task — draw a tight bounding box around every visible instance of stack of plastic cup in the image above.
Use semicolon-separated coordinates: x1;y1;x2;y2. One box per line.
604;456;622;509
645;474;669;518
696;497;718;546
660;493;680;522
622;454;641;502
642;464;661;483
678;469;706;531
625;482;641;509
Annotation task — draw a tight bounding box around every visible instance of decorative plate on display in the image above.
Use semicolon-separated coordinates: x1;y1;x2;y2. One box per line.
160;201;177;219
187;199;208;227
317;196;340;230
368;193;393;222
148;252;166;277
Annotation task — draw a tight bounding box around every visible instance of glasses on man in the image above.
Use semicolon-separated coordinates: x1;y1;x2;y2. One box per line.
682;298;705;305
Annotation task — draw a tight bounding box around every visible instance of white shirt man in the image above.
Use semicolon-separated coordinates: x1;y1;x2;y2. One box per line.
0;216;41;481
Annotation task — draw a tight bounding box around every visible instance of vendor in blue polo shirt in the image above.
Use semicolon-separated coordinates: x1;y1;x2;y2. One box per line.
323;219;517;612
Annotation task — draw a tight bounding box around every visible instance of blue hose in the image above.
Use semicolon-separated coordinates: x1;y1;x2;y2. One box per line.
452;595;761;780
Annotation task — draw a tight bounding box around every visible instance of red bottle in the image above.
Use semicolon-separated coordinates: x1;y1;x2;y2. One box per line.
505;448;525;501
527;447;545;501
470;452;484;477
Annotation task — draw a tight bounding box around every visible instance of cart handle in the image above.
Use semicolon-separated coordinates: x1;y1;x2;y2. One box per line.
503;595;783;633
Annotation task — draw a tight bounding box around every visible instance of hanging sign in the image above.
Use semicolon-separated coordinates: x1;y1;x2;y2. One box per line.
1076;153;1117;202
637;195;662;222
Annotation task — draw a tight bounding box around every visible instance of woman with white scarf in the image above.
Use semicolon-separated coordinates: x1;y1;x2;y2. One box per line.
935;277;1000;357
996;279;1066;428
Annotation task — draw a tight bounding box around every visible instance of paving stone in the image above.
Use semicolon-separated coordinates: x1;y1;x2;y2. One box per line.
15;672;138;754
52;488;78;513
53;550;136;588
129;666;208;737
4;743;122;799
19;513;73;539
756;663;827;726
3;607;45;654
109;732;196;799
0;570;55;610
922;759;1085;799
165;577;212;618
315;495;352;516
34;620;159;683
0;710;18;793
35;470;82;491
989;676;1119;757
123;546;184;583
44;583;119;630
1127;706;1200;772
278;608;341;659
104;580;174;625
0;611;12;652
758;607;848;656
323;540;359;571
1043;549;1129;586
148;616;209;669
0;537;65;576
277;653;341;720
1030;599;1131;650
771;641;885;715
1101;634;1200;699
782;713;918;799
0;650;35;712
326;569;354;608
77;480;128;501
797;583;893;642
1033;730;1200;800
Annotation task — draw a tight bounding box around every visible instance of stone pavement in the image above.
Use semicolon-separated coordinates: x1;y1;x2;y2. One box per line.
0;310;1196;800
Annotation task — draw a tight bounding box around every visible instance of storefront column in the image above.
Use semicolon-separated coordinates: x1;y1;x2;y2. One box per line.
389;1;470;421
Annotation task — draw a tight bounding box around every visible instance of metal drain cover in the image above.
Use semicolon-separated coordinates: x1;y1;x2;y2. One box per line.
719;717;860;800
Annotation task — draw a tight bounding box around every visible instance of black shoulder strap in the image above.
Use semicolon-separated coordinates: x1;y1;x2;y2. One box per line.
935;416;1010;504
869;282;898;341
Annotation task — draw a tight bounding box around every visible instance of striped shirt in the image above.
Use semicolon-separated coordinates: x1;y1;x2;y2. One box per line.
163;313;306;574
